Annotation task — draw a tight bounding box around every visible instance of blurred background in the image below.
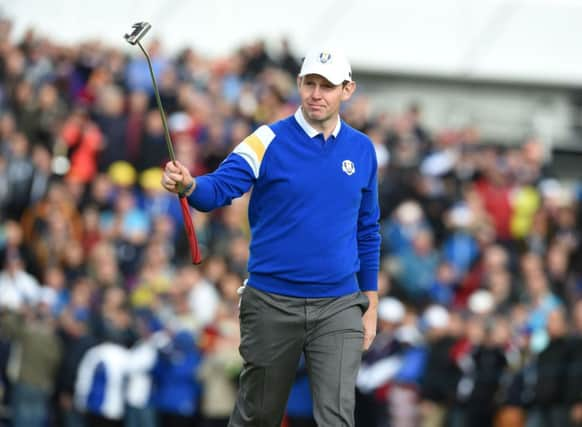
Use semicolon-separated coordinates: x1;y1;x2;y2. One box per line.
1;1;582;427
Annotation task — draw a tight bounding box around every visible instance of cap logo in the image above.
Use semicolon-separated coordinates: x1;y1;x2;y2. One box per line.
319;52;332;63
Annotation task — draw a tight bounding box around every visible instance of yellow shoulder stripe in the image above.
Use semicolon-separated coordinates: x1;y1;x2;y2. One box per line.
243;134;266;162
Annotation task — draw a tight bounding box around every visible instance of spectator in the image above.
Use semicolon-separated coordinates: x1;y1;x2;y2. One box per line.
137;110;168;170
389;325;426;427
198;302;242;427
185;264;220;329
0;220;39;279
277;38;301;77
100;186;149;277
28;82;67;150
74;341;131;427
21;179;83;272
94;85;128;171
392;229;440;305
356;297;407;427
125;311;168;427
89;286;135;348
567;300;582;426
2;132;34;219
125;39;169;95
533;308;571;427
29;144;52;204
60;107;103;184
285;356;316;427
125;91;148;166
40;264;68;315
56;276;96;427
0;251;40;310
473;150;514;242
0;301;62;427
152;330;202;427
523;271;562;350
460;316;508;427
419;305;459;427
87;241;123;290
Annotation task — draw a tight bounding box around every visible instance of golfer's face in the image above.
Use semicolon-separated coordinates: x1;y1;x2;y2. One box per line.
298;74;344;123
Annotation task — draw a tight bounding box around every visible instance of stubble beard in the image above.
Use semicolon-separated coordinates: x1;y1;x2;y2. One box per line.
303;105;334;128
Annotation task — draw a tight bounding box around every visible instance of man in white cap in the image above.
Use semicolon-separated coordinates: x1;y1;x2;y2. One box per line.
357;298;406;393
419;305;458;427
162;47;380;427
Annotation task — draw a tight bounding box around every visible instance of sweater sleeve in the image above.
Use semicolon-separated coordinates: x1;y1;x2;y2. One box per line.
187;125;276;212
356;150;381;291
187;154;255;211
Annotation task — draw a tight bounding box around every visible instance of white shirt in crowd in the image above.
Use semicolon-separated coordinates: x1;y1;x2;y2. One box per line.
0;269;40;310
125;331;170;408
74;343;130;420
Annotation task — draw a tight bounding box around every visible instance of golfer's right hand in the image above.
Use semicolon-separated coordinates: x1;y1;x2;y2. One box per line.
161;161;196;196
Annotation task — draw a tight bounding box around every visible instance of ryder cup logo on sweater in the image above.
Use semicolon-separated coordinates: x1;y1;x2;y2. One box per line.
342;160;355;176
319;52;332;63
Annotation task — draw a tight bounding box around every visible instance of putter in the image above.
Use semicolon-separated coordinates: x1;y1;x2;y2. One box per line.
124;22;202;264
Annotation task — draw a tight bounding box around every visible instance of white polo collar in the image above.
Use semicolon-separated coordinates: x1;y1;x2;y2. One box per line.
294;108;342;139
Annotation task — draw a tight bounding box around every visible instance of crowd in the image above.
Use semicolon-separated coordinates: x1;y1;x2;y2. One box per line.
0;14;582;427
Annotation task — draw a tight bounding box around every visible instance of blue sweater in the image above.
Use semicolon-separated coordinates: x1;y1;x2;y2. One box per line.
188;109;380;297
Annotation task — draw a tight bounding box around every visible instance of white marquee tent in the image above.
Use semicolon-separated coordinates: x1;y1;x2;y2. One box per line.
4;0;582;87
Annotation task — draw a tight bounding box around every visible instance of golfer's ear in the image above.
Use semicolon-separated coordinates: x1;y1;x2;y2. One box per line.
342;81;356;101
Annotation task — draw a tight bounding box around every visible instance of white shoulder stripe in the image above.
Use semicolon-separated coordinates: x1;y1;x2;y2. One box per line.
233;142;260;178
254;125;276;149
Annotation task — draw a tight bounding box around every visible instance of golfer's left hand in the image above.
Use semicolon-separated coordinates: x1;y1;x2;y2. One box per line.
362;291;378;351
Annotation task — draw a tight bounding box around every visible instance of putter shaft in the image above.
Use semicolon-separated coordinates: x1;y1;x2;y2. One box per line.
137;41;177;164
126;22;201;264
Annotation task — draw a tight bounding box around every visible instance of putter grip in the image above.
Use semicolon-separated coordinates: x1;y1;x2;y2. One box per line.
179;196;202;264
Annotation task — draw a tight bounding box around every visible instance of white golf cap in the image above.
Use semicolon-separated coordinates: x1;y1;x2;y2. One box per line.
378;297;405;323
298;47;352;85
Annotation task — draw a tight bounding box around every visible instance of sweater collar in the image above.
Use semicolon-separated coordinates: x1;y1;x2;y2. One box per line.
294;108;341;139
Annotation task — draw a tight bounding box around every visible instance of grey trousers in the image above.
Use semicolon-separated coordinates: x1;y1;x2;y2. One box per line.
229;285;369;427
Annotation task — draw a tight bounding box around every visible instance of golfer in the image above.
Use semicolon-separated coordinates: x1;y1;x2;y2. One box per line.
162;47;380;427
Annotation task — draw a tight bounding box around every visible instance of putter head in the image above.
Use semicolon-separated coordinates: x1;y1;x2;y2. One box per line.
124;22;152;45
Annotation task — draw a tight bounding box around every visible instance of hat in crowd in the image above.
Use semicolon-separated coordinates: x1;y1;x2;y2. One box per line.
420;149;458;177
378;297;405;323
140;167;164;191
395;324;423;345
421;305;450;330
468;289;494;315
394;200;423;225
168;112;192;133
374;143;390;169
108;161;137;187
448;203;474;229
539;178;573;207
299;47;352;85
